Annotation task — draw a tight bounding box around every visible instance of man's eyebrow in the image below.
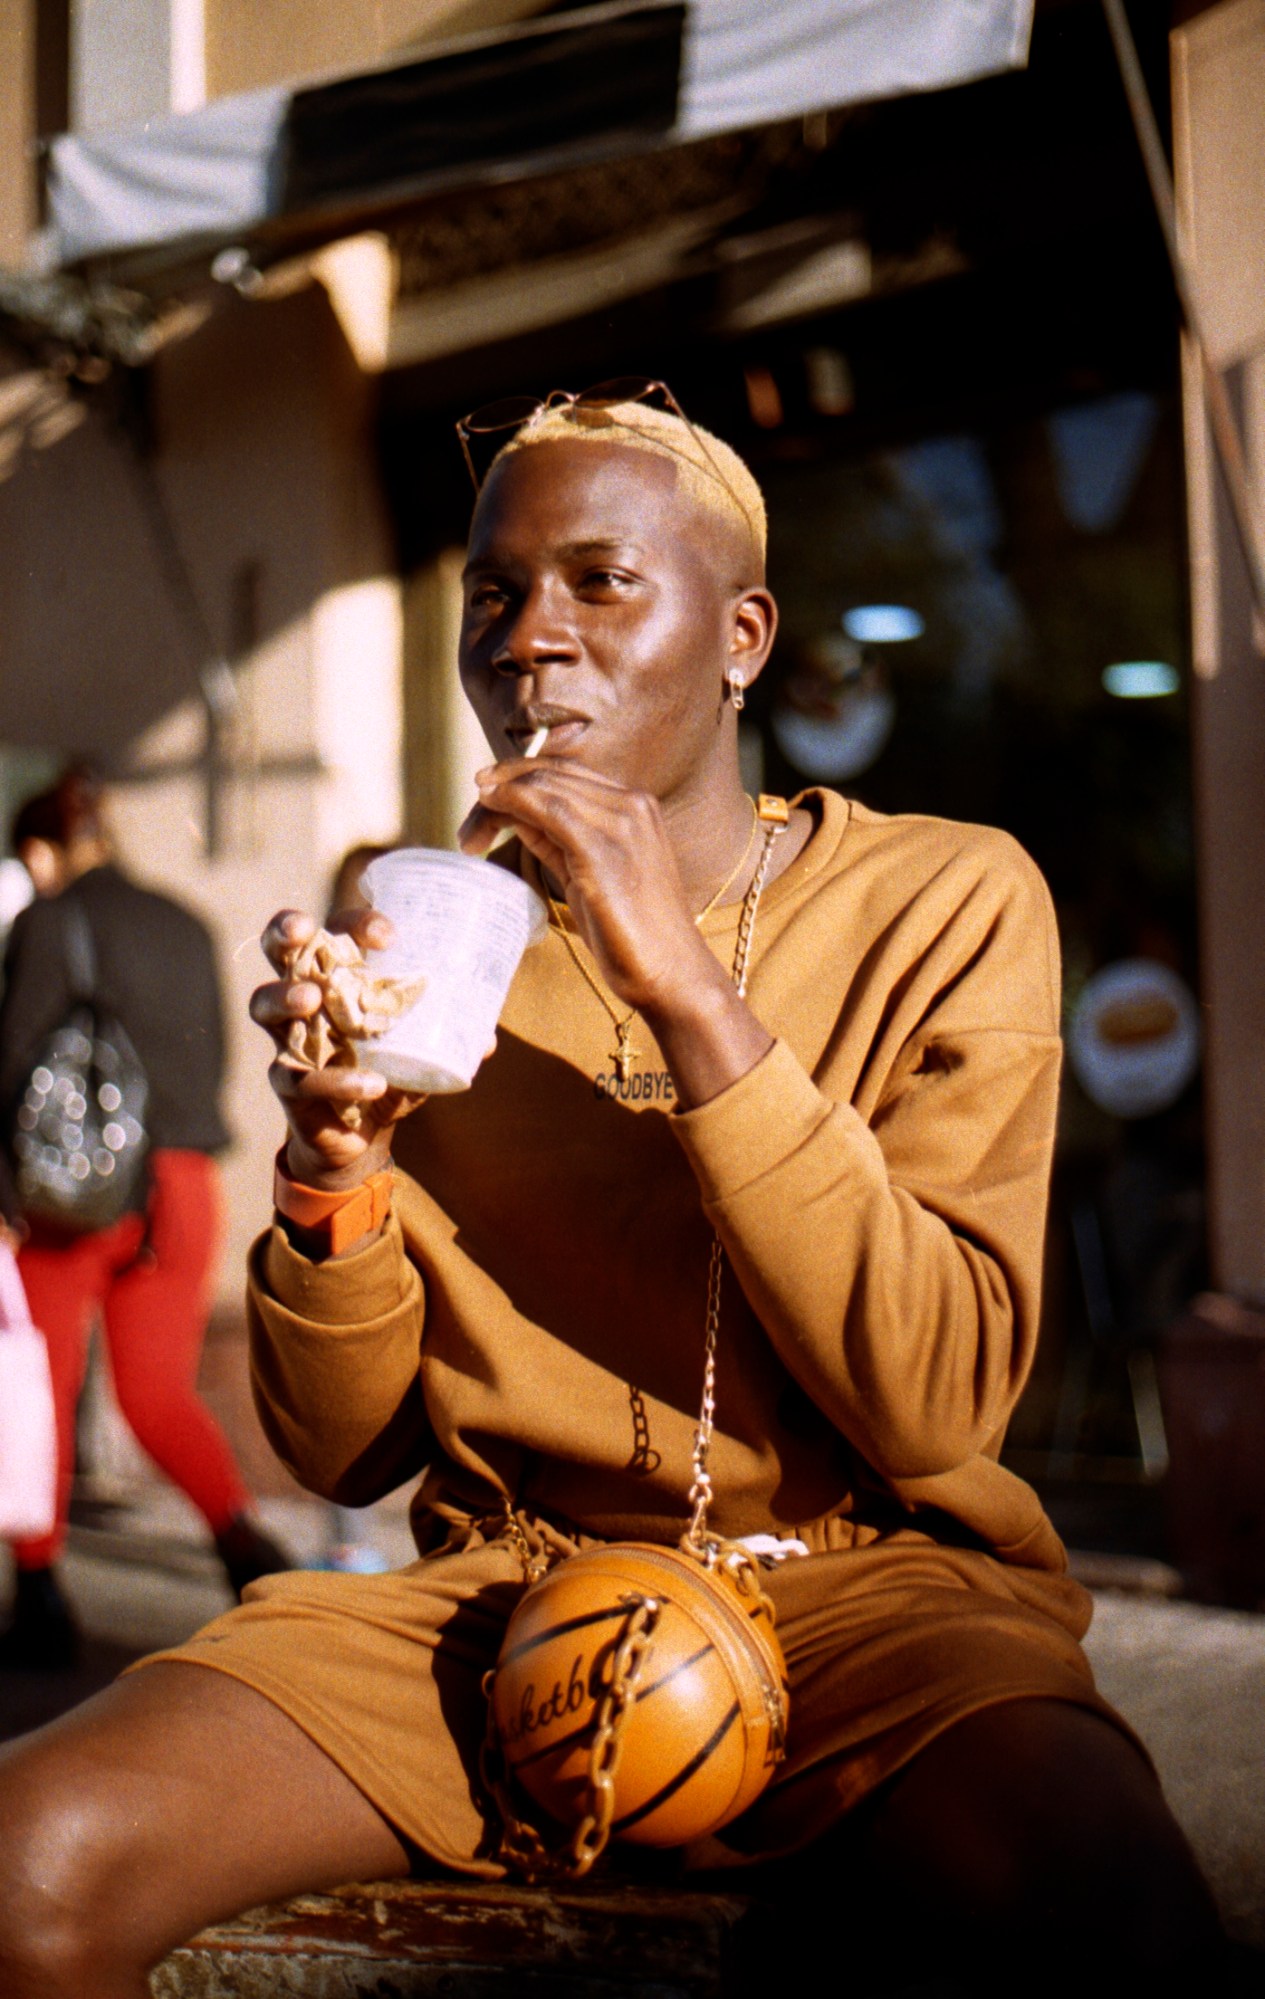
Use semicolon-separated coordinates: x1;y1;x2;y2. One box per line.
555;538;644;559
463;537;644;578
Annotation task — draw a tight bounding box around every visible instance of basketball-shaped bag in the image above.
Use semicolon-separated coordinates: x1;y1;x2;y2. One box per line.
486;1541;788;1867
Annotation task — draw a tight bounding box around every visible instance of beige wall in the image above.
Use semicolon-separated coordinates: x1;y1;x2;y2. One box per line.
0;278;404;1304
71;0;176;134
0;0;36;262
206;0;554;100
1173;0;1265;1301
402;548;489;849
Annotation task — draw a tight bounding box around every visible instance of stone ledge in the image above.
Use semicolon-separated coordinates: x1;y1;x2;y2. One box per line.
151;1877;751;1998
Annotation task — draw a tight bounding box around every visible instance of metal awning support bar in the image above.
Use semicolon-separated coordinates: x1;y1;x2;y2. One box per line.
1101;0;1265;625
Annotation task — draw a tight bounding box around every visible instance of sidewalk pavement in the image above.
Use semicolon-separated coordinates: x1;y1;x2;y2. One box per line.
3;1488;1263;1948
0;1485;415;1742
1082;1588;1265;1948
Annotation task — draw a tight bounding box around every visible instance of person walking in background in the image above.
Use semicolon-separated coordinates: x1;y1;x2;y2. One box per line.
0;770;288;1669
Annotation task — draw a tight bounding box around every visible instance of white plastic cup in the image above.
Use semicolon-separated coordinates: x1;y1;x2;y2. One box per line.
357;849;547;1093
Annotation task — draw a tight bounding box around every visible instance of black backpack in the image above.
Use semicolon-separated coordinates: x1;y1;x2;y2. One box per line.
9;901;149;1233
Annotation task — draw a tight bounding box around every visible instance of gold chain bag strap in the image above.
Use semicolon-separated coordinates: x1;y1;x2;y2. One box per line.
482;798;792;1879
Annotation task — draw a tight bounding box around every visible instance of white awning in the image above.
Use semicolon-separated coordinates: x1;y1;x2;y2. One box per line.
48;0;1033;270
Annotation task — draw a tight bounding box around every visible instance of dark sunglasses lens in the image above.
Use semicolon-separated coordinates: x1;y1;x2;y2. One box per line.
462;396;545;435
574;377;661;409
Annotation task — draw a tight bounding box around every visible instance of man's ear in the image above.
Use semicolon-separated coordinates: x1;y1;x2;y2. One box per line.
729;587;778;691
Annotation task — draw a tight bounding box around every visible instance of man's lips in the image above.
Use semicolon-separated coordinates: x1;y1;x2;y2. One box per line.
506;712;589;752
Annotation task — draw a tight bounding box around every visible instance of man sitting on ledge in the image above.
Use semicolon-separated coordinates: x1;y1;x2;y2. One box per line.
0;389;1226;1996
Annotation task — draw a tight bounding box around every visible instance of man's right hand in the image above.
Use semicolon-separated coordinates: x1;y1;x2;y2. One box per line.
250;908;424;1188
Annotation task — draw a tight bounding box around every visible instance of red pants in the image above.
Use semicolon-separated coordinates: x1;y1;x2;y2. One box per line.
11;1149;250;1569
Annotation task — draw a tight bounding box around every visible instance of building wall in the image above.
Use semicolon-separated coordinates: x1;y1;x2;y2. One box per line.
1;1;555;268
71;0;175;133
0;4;459;1311
0;278;403;1304
402;548;491;850
1173;0;1265;1301
0;1;36;261
205;0;554;100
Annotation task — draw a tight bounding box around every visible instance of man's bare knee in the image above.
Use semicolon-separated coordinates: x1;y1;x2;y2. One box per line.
0;1662;412;1998
0;1738;149;1997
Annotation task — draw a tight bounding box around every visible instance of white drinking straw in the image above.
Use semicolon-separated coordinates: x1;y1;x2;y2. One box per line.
480;724;548;855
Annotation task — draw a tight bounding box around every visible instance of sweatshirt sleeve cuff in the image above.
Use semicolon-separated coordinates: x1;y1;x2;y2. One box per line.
258;1205;418;1328
671;1038;837;1204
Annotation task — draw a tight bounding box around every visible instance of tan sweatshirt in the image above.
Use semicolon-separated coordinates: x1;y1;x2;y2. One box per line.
249;790;1068;1574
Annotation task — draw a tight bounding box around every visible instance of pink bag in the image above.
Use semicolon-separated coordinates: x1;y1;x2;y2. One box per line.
0;1241;57;1540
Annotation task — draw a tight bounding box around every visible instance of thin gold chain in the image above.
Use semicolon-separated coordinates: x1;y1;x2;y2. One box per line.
693;794;759;925
546;794;764;1082
545;893;640;1084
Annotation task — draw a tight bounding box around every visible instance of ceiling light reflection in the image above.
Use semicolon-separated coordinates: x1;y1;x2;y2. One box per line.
842;604;925;644
1102;661;1179;699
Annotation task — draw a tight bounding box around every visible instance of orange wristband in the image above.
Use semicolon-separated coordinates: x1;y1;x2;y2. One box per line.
273;1149;394;1256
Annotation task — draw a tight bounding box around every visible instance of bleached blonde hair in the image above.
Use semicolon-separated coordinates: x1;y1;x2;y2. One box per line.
491;398;767;567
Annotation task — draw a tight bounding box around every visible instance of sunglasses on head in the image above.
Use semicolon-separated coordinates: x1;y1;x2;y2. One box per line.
455;377;757;542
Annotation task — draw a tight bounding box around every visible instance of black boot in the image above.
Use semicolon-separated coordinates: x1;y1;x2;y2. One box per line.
213;1514;292;1600
0;1565;80;1670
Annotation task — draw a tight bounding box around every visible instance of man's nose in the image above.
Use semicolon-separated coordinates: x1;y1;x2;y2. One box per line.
490;584;579;675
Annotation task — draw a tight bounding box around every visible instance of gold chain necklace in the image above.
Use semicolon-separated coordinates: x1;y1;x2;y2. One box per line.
683;805;784;1550
545;900;640;1083
545;795;767;1084
693;794;759;926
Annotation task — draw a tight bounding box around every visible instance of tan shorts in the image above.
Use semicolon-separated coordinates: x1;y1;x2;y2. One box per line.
134;1518;1131;1876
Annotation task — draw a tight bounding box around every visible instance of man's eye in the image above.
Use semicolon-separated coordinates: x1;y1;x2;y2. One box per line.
470;583;510;609
580;569;631;591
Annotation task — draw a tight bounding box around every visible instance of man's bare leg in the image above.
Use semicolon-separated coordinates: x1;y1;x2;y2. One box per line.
724;1699;1226;1996
0;1664;414;1998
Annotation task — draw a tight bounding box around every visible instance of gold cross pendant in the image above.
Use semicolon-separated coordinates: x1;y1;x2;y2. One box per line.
613;1020;639;1085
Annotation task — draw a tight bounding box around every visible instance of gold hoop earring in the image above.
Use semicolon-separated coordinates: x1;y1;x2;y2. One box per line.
728;669;746;712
